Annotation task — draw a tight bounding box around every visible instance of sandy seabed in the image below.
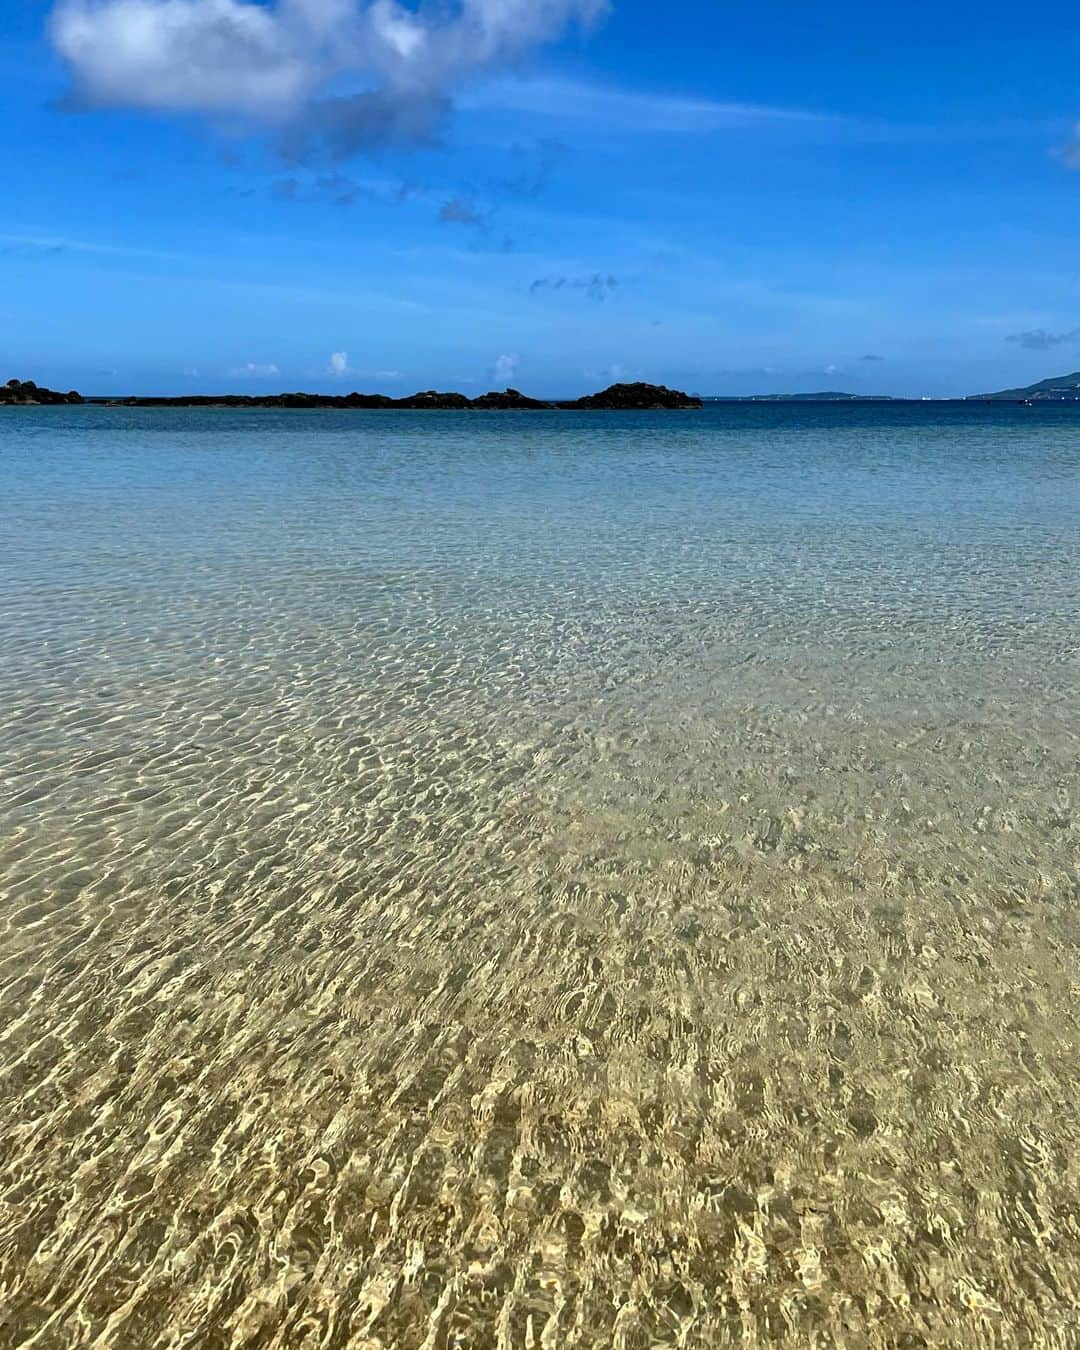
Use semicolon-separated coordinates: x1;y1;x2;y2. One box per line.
1;637;1077;1350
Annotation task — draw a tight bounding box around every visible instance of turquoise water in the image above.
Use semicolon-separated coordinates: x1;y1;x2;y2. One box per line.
2;404;1079;1346
5;404;1080;675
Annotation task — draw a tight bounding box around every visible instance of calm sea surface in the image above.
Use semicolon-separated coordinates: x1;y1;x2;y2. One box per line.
2;404;1079;1346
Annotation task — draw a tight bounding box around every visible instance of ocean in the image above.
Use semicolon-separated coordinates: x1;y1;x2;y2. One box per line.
2;402;1079;1345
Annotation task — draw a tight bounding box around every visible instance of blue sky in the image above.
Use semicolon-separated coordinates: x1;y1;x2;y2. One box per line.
4;0;1080;397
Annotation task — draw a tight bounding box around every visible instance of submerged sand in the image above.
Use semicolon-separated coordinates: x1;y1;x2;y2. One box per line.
1;639;1077;1348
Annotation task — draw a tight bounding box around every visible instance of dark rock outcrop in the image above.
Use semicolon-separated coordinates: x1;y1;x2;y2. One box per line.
5;377;701;411
559;382;703;410
471;388;551;410
1;379;83;406
396;390;475;410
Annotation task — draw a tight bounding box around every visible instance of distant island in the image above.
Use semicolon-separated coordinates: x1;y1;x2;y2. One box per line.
713;391;894;402
0;377;702;411
969;371;1080;401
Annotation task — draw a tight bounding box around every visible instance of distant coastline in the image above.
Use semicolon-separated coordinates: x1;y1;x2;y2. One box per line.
8;369;1080;408
713;370;1080;402
967;370;1080;402
710;391;894;403
1;378;702;411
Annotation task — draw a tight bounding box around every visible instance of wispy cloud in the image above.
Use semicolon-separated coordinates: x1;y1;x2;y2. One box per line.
790;364;845;380
271;173;374;206
584;360;630;382
231;361;280;378
462;75;835;133
49;0;610;156
1005;327;1080;351
530;272;619;300
2;226;437;311
861;353;885;361
439;196;491;231
260;143;556;240
0;230;180;261
493;137;568;198
1059;126;1080;168
327;351;350;377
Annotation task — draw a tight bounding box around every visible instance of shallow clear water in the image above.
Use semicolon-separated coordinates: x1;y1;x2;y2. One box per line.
1;404;1079;1346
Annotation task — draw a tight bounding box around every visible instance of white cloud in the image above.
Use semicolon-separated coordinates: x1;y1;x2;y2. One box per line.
492;352;519;384
50;0;609;150
328;350;349;376
51;0;317;115
231;361;280;377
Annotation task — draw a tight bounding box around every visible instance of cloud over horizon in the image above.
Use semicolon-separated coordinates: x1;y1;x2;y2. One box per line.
231;360;280;377
492;352;519;384
49;0;609;154
1005;327;1080;351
